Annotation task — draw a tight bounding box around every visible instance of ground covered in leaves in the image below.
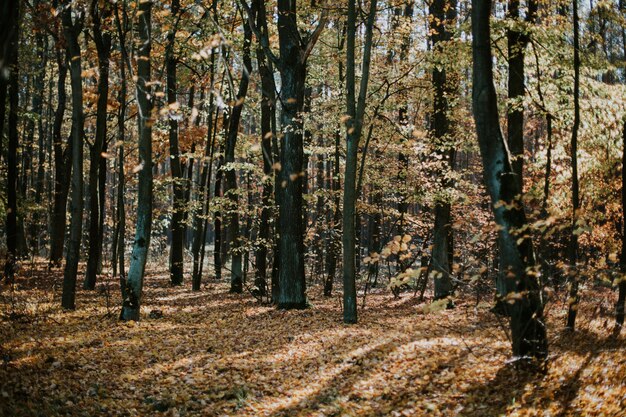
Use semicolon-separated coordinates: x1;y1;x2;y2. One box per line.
1;261;625;416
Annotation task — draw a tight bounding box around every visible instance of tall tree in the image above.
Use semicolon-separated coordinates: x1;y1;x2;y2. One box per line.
615;0;626;333
48;40;71;268
253;0;276;296
61;2;86;310
84;0;112;290
166;0;185;286
121;0;153;321
242;0;326;307
471;0;547;361
566;0;581;330
430;0;457;301
3;0;19;283
224;4;255;293
343;0;378;323
491;0;538;306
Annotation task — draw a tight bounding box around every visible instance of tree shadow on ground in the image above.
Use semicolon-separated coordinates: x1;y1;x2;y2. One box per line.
456;362;544;417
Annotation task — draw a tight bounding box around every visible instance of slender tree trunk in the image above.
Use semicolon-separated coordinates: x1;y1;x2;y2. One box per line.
254;0;276;296
31;18;47;252
61;4;85;310
85;1;112;290
225;4;255;293
166;0;185;286
49;49;70;267
343;0;377;323
214;142;224;282
192;62;216;291
121;0;152;321
615;0;626;333
3;2;19;283
430;0;457;301
471;0;547;361
566;0;581;330
113;0;129;280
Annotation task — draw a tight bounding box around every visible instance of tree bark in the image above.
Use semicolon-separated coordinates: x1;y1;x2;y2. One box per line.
343;0;377;323
166;0;185;286
225;3;255;293
49;48;70;268
274;1;325;309
61;3;85;310
121;0;152;321
85;0;112;290
566;0;581;330
3;1;19;283
430;0;457;301
471;0;547;361
254;0;276;296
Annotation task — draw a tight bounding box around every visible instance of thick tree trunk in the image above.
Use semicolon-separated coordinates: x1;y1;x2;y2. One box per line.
471;0;547;361
275;1;322;309
85;2;112;290
121;0;152;321
61;5;85;310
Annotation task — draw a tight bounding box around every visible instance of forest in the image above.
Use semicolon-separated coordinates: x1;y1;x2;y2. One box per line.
0;0;625;415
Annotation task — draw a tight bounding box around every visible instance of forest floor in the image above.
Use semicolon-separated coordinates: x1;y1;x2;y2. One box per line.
0;260;625;417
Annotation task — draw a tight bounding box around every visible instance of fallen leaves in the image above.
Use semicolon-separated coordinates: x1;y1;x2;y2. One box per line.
0;262;625;416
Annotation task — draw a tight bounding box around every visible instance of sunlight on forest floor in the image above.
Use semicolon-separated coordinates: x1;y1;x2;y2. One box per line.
1;260;625;416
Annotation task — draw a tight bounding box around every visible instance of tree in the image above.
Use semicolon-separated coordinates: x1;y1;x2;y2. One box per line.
253;0;276;297
61;1;86;310
566;0;581;330
165;0;185;287
471;0;547;361
429;0;457;301
84;0;112;290
3;0;19;284
241;0;326;308
121;0;153;321
48;34;71;268
224;3;256;293
343;0;378;323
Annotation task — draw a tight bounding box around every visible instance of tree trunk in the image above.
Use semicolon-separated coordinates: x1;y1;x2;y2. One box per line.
430;0;457;301
61;4;85;310
615;0;626;333
3;2;18;283
471;0;547;361
254;0;276;296
166;0;185;286
85;1;112;290
566;0;581;330
49;48;70;268
343;0;377;323
275;1;325;309
225;4;255;293
121;0;152;321
191;57;217;291
616;117;626;331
